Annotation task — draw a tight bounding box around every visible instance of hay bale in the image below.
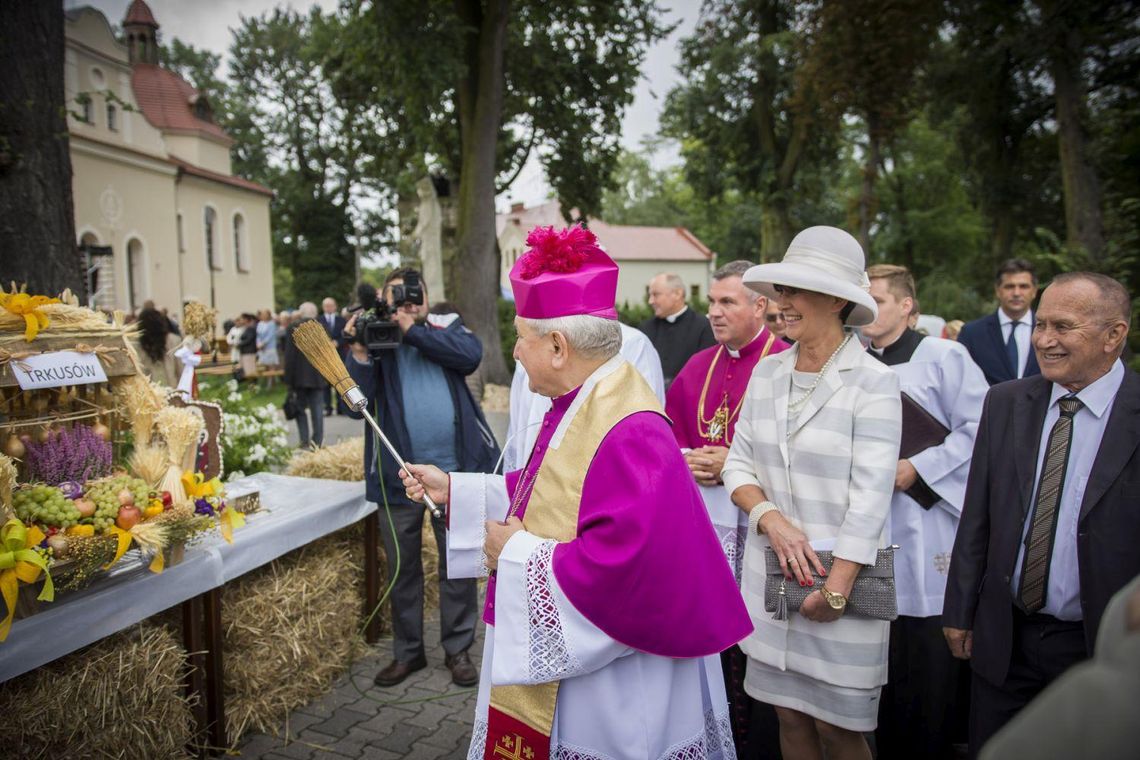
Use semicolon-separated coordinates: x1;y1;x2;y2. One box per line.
0;624;196;759
285;438;365;481
482;383;510;413
223;530;368;742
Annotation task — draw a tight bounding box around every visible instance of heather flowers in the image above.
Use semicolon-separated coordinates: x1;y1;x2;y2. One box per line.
24;425;113;485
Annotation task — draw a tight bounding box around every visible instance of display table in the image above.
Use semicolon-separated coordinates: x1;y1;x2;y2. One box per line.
0;542;223;683
1;473;379;758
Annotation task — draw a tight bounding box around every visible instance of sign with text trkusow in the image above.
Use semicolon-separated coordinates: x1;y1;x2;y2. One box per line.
10;351;109;390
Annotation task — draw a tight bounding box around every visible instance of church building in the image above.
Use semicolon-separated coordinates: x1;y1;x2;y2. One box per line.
65;1;275;321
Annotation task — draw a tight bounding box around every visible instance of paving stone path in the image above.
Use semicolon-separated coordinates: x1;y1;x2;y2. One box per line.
238;617;481;759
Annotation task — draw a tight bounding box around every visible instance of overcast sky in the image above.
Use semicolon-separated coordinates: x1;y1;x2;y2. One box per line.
72;0;700;209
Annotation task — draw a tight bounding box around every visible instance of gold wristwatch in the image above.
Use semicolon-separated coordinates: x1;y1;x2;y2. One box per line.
819;586;848;611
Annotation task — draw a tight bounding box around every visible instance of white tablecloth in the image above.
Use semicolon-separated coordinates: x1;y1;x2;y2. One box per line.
0;473;371;682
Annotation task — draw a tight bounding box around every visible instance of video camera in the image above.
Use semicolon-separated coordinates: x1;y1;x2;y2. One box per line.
349;271;424;355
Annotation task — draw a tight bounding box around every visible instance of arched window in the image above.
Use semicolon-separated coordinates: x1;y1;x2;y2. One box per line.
127;238;145;311
233;213;249;272
106;103;117;131
204;207;220;270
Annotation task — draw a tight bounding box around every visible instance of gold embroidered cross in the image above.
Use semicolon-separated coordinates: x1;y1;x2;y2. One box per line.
493;734;531;760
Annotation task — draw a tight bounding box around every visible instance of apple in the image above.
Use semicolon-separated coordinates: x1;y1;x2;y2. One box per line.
74;498;97;518
116;504;141;530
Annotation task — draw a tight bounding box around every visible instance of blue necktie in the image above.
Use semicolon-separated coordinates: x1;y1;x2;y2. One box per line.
1006;320;1020;377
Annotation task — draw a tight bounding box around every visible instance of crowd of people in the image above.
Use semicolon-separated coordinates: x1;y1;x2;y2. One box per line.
128;223;1137;759
373;224;1135;760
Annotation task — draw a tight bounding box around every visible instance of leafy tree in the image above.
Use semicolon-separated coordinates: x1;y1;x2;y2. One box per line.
801;0;941;250
333;0;669;383
226;8;391;307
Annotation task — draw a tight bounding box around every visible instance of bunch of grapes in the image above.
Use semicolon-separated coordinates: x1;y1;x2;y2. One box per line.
12;485;81;528
84;476;150;531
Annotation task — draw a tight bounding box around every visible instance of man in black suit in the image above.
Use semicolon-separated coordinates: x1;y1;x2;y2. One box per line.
638;272;715;388
943;272;1139;757
320;296;346;414
957;259;1041;385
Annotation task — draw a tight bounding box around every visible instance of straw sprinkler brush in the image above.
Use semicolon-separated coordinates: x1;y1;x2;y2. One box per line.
290;320;443;518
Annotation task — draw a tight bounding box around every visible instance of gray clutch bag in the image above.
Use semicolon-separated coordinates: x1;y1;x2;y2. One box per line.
763;547;898;621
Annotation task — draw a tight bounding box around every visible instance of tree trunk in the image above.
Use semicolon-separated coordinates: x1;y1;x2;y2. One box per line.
0;1;82;298
1050;25;1105;261
759;198;792;263
453;0;511;385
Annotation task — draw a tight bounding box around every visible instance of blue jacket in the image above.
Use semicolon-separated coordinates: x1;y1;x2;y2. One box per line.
957;311;1040;386
346;317;501;505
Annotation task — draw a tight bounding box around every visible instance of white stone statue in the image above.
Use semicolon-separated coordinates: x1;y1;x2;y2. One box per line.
412;176;445;301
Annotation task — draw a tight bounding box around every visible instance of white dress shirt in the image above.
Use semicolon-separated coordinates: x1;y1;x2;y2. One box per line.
664;305;688;324
998;308;1033;378
1012;359;1125;619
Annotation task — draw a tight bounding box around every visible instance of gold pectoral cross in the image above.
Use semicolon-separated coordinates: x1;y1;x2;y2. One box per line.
704;396;729;443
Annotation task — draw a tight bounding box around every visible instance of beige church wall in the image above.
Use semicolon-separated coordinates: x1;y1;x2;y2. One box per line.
165;135;233;176
64;9;125;66
613;260;712;310
65;25;166;159
175;176;274;327
70;141;180;313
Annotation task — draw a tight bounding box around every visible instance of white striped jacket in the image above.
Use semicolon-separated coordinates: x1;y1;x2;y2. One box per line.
723;336;902;689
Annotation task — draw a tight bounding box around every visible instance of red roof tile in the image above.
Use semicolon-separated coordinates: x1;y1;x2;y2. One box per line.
170;158;274;198
124;0;158;28
131;64;233;145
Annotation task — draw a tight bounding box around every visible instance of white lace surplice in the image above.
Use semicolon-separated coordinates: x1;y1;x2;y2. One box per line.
449;473;735;760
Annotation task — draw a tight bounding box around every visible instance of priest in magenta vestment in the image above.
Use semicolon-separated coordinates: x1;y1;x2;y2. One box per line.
400;225;751;760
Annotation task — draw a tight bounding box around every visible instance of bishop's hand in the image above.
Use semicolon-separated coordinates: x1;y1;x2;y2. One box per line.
485;517;524;572
399;464;449;507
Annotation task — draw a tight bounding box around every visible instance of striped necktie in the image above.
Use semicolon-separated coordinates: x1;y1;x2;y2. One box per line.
1019;396;1083;613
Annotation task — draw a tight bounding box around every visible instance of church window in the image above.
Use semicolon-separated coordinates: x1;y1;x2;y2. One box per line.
234;214;249;272
205;207;220;270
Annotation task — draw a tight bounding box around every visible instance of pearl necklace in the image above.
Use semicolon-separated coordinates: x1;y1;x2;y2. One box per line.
787;335;851;416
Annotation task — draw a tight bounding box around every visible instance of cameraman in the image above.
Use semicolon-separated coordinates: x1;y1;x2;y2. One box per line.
344;268;499;689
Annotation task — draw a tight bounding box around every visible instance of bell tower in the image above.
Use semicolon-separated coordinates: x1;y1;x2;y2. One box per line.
123;0;159;65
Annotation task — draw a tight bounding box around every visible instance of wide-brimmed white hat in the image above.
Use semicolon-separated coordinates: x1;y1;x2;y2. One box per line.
743;226;878;327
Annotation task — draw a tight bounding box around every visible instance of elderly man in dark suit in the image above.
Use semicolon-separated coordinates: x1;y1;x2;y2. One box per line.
942;271;1140;757
957;259;1041;385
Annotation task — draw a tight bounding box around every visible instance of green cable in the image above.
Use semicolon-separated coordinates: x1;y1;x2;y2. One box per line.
348;397;473;707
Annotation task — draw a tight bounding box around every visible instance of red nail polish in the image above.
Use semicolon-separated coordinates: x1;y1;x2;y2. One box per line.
808;580;814;587
799;581;805;587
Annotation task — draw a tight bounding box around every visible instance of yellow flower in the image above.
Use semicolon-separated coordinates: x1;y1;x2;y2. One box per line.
0;292;61;342
181;471;222;499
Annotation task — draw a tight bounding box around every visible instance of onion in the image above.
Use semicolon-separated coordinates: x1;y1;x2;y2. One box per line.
2;435;25;459
91;421;112;441
117;488;135;506
47;535;69;555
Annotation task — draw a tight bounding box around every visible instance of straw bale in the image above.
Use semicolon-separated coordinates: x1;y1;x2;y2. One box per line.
285;437;365;481
0;624;196;759
222;530;368;743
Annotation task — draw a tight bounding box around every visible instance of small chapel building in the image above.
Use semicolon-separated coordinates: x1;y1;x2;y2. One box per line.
65;0;275;322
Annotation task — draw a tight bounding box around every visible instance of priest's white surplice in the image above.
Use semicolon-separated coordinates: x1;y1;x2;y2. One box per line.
449;473;735;760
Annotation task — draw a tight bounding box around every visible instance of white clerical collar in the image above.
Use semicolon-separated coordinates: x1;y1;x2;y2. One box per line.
664;306;688;324
998;308;1031;326
725;329;765;359
1049;359;1124;419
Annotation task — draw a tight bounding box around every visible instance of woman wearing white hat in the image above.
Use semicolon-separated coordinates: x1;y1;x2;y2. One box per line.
722;226;902;759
